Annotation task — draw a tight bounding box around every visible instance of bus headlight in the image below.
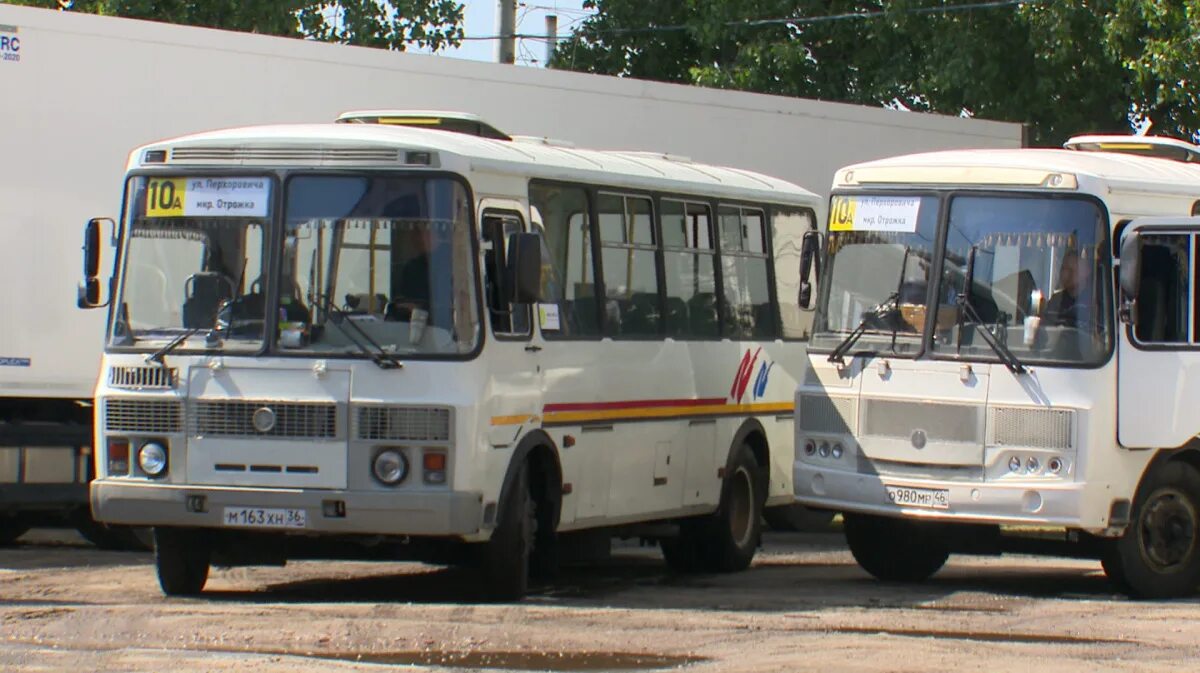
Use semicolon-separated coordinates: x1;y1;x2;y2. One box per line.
372;449;409;486
137;442;168;477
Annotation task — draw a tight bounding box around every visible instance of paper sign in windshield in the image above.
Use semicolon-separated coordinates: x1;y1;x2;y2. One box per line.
829;196;920;233
146;177;270;218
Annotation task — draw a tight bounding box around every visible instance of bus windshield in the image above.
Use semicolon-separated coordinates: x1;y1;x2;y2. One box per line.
284;175;480;357
933;194;1111;365
111;176;271;351
812;194;940;356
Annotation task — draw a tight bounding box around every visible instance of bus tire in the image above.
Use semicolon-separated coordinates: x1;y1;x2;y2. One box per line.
843;512;948;582
704;442;766;572
481;461;534;601
663;442;765;574
763;503;836;532
1103;461;1200;599
154;527;210;596
0;516;29;546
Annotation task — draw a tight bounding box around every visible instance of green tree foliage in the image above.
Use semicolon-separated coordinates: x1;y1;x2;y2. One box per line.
553;0;1200;146
10;0;464;51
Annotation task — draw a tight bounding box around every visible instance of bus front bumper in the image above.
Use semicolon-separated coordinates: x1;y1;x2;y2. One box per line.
793;464;1098;529
91;480;484;538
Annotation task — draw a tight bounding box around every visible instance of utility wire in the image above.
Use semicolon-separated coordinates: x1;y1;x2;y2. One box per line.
456;0;1040;41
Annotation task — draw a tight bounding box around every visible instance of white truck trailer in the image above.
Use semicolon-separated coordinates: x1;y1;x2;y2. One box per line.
0;3;1021;544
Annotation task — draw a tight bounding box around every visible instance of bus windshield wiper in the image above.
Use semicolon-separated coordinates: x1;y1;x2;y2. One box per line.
955;293;1026;374
955;246;1025;374
827;292;899;364
316;294;403;370
145;328;202;364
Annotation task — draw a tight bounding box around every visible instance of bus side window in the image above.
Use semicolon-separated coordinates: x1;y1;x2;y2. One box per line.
598;193;660;338
482;211;531;337
719;205;775;339
529;182;601;337
1134;233;1191;344
662;199;718;339
772;208;816;340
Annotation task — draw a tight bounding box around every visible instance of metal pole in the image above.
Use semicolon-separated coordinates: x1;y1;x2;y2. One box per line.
544;14;558;66
496;0;516;64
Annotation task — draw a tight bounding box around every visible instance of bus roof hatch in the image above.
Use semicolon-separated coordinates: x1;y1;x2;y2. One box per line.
336;110;512;141
1064;134;1200;163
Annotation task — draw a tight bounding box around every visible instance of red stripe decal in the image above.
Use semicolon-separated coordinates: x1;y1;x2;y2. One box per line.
544;397;728;413
734;347;761;403
730;349;753;399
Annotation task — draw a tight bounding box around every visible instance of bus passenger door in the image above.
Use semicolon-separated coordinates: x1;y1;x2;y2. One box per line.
480;205;544;488
1117;222;1200;448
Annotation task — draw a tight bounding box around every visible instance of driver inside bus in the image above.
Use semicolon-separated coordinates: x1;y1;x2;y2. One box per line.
1044;251;1092;328
386;225;438;321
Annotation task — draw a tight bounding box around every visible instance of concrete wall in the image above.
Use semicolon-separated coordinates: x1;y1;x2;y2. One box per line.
0;4;1022;397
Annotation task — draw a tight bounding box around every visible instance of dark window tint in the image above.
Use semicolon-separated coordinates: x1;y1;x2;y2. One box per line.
482;211;531;336
1135;233;1191;343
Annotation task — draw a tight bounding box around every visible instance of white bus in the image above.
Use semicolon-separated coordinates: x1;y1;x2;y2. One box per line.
794;135;1200;599
82;115;821;598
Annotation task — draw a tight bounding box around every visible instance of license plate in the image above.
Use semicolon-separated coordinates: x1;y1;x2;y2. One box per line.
884;485;949;510
222;506;306;529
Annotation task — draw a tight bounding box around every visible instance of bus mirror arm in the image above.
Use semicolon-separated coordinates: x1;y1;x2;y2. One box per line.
78;217;114;309
798;230;821;310
506;232;544;304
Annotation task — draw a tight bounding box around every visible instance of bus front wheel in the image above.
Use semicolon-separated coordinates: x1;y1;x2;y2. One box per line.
154;527;210;596
843;512;948;582
1104;461;1200;599
481;461;535;600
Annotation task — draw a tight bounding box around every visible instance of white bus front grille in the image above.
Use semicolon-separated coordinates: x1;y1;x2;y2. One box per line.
104;399;184;434
190;401;338;439
355;406;451;442
987;407;1074;450
862;399;983;444
109;366;177;390
798;395;855;435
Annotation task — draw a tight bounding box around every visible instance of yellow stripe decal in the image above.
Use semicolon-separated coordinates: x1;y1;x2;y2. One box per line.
490;414;532;426
542;401;793;425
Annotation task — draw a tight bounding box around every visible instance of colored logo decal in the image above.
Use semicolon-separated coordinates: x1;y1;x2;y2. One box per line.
753;361;774;400
0;357;30;367
730;347;773;403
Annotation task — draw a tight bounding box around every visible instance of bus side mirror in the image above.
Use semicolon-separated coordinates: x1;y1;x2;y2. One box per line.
798;229;821;310
506;232;544;304
1118;231;1142;300
1117;230;1141;324
78;217;113;309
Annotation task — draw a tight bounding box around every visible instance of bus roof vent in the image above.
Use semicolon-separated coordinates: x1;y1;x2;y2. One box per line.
336;110;511;141
617;150;694;164
510;135;577;149
1064;134;1200;163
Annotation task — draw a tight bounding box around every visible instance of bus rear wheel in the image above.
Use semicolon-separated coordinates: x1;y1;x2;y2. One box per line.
1104;461;1200;599
154;527;210;596
843;512;949;582
662;442;765;573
